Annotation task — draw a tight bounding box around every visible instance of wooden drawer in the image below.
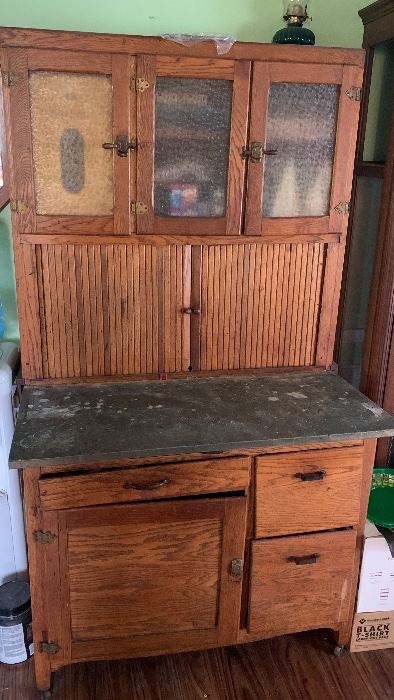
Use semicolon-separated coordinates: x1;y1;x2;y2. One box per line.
248;529;357;636
255;446;363;537
38;456;250;510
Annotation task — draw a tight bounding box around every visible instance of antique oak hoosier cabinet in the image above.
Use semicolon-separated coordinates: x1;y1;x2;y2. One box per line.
1;26;394;697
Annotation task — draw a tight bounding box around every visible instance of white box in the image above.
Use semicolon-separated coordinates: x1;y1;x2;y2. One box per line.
356;521;394;613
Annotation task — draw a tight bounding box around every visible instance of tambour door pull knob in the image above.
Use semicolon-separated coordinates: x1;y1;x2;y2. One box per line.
294;470;326;482
183;307;201;315
103;134;136;157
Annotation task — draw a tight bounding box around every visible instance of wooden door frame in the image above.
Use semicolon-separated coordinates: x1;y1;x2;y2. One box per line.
135;55;251;236
356;0;394;466
3;48;134;236
55;495;247;663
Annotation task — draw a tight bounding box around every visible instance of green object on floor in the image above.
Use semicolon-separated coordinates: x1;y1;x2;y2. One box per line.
367;468;394;528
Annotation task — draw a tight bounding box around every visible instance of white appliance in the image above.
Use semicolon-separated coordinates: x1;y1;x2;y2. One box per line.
0;342;27;583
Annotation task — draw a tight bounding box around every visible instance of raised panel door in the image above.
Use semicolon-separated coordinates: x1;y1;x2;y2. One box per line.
56;496;247;661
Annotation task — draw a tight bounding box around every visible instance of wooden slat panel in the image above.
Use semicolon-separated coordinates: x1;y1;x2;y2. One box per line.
36;244;189;380
200;242;327;371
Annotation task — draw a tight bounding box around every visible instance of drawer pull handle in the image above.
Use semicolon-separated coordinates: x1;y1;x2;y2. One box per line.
294;470;326;482
287;553;320;566
124;478;171;491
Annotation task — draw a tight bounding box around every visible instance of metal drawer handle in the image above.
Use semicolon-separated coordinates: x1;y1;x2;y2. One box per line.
294;470;326;482
123;478;171;491
287;553;320;566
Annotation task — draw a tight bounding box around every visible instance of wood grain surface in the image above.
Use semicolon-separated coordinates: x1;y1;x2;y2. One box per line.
255;446;363;537
38;456;250;510
249;529;357;637
3;631;394;700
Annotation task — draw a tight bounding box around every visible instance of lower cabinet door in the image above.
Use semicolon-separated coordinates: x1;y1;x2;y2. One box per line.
56;496;247;662
248;529;357;637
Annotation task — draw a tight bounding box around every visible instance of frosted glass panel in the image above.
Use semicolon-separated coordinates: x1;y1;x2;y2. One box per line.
263;83;339;218
154;78;232;217
30;71;113;216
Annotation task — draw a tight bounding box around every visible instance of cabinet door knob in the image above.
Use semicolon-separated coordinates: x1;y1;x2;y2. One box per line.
287;553;320;566
294;470;326;482
103;134;136;157
124;478;171;491
183;307;201;315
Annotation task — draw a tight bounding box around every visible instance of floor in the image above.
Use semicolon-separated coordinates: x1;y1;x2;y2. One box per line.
2;631;393;700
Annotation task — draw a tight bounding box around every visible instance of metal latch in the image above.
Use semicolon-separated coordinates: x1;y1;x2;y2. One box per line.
345;86;362;101
230;558;243;578
334;201;351;215
2;71;18;87
10;200;28;214
38;641;60;655
241;142;277;163
33;530;57;544
130;201;148;214
102;134;136;157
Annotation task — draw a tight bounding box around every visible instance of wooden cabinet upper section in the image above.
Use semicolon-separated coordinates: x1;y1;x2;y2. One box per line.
0;33;363;242
0;30;364;382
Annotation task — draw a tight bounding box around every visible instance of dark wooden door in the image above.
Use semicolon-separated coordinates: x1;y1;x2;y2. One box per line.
55;496;247;662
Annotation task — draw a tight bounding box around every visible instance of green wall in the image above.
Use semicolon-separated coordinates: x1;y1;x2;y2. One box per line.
0;0;367;342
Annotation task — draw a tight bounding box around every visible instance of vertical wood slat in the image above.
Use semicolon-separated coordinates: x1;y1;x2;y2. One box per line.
225;61;251;235
35;244;189;380
200;242;328;371
136;55;156;234
112;54;133;235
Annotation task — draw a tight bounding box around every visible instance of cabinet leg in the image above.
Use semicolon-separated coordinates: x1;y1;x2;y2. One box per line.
34;652;52;693
334;625;351;650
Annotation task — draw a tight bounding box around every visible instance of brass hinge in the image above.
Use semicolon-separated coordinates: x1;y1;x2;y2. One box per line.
10;200;28;214
132;78;150;92
33;530;57;544
131;201;148;214
345;86;362;101
334;201;351;215
38;641;60;655
230;558;243;578
2;71;18;87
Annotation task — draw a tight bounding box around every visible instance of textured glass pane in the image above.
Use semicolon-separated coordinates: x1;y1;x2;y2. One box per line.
263;83;339;218
154;78;232;217
30;71;113;216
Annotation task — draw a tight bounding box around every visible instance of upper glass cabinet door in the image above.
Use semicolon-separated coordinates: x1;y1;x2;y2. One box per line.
6;49;135;235
136;56;250;236
244;63;362;236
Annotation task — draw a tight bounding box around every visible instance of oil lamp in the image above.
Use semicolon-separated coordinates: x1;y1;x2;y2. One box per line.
272;1;315;45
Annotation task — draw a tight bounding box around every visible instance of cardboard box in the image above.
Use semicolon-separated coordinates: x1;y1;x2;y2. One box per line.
350;522;394;651
356;521;394;613
350;611;394;652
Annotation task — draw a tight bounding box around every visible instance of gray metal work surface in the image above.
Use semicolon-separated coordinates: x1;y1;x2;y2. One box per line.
9;372;394;468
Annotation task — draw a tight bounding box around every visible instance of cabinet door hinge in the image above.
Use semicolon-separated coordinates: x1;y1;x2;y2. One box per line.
230;558;243;578
38;641;60;655
131;201;148;214
2;71;18;87
345;86;362;101
10;200;28;214
33;530;57;544
131;78;151;92
334;201;351;215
